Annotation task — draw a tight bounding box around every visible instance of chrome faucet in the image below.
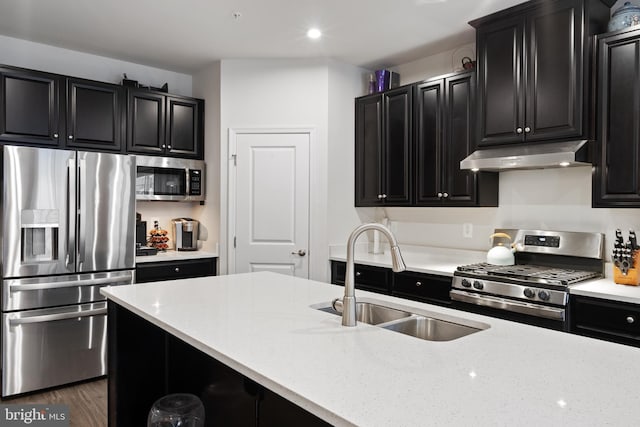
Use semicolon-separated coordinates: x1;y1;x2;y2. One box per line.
341;223;406;326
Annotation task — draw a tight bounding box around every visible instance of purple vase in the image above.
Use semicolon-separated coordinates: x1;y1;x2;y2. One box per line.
375;69;389;93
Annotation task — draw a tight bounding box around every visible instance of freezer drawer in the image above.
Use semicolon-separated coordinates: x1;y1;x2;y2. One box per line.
2;302;107;397
2;270;134;311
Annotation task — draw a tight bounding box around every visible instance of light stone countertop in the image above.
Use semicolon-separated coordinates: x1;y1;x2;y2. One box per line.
135;249;218;264
330;244;640;305
101;271;640;427
328;244;486;276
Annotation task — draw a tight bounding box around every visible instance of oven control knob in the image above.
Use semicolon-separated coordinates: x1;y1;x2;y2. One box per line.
524;288;535;298
538;290;550;301
472;280;484;290
461;279;472;288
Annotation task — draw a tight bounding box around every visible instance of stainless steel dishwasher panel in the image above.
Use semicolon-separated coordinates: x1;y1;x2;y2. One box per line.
2;270;134;311
2;302;107;397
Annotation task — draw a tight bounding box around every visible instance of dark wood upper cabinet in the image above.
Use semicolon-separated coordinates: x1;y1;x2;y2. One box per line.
593;27;640;207
166;96;203;159
415;72;498;207
472;0;610;147
355;86;412;206
65;78;124;151
127;90;203;159
0;67;62;146
126;89;166;156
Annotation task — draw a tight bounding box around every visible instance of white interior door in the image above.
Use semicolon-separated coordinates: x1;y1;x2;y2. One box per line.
232;131;310;277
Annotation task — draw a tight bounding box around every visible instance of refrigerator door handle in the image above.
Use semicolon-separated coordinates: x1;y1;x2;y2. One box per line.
66;157;76;269
8;306;107;326
77;157;85;270
9;275;133;292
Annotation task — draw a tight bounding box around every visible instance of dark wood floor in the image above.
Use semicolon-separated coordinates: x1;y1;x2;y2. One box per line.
0;378;107;427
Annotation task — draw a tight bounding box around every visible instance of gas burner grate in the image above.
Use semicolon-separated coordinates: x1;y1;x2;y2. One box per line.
456;262;601;286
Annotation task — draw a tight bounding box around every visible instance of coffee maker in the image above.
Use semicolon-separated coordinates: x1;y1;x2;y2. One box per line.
171;218;200;251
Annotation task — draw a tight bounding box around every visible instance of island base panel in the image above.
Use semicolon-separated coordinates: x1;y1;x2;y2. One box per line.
108;302;331;427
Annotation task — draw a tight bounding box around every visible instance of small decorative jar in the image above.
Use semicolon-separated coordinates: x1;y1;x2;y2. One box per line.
608;1;640;32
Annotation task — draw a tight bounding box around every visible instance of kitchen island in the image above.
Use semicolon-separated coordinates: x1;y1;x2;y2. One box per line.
101;272;640;426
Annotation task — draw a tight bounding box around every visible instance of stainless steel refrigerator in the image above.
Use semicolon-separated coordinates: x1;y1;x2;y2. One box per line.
1;145;135;397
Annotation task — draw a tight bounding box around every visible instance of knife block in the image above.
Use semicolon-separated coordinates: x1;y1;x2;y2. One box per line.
613;252;640;286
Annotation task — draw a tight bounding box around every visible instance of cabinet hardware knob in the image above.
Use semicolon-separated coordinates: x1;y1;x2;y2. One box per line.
516;127;523;134
355;271;361;277
627;316;635;324
68;135;73;139
291;249;306;256
381;194;387;199
415;281;422;287
377;194;382;199
443;192;449;198
174;267;180;273
53;133;59;138
168;145;172;149
162;144;166;148
524;126;531;133
437;192;443;198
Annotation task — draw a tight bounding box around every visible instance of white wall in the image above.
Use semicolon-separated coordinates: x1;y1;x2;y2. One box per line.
192;61;222;253
391;42;476;85
327;60;371;246
0;35;192;96
218;58;364;281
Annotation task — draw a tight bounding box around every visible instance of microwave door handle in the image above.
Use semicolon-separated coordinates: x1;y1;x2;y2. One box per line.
185;168;190;197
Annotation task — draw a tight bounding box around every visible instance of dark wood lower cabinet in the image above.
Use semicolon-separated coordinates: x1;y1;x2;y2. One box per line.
330;260;391;294
108;303;330;427
330;261;452;305
392;271;452;306
569;295;640;347
135;257;216;283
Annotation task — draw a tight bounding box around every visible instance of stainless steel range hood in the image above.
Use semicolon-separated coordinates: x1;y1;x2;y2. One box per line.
460;140;591;172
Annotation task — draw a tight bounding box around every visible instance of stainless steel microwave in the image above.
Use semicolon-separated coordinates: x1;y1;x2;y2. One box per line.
135;155;205;202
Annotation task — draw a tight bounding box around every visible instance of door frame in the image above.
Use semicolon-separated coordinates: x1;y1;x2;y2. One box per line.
227;127;315;276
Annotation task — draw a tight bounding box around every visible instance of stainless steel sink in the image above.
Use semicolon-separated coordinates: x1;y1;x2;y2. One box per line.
381;315;483;341
312;298;489;341
317;301;412;325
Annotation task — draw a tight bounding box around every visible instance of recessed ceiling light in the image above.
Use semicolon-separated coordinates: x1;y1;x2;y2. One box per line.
559;161;570;167
307;28;322;39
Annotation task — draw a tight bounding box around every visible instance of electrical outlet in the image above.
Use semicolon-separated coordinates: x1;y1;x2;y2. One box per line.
463;223;473;238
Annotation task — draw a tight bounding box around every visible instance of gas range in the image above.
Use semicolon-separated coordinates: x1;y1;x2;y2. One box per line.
451;229;604;329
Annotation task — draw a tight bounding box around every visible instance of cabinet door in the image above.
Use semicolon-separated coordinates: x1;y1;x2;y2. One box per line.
443;72;477;205
415;79;444;205
593;29;640;207
570;296;640;347
126;90;165;155
135;258;216;283
0;68;62;146
477;17;525;146
355;95;383;206
166;96;203;159
382;87;413;205
66;78;123;151
524;0;583;142
392;271;452;306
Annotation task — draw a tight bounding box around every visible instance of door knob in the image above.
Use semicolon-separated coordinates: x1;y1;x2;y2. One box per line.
291;249;307;256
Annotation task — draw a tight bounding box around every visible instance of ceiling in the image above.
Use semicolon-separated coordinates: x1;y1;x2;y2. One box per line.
0;0;535;74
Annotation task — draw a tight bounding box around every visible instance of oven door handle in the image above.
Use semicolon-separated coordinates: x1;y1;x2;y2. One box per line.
450;290;565;321
8;307;107;326
8;275;133;292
